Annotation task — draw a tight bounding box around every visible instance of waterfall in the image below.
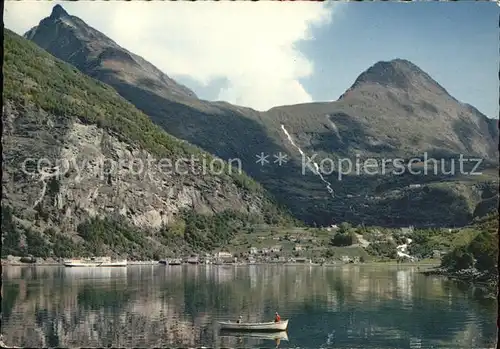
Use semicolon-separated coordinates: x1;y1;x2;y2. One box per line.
396;238;415;260
280;124;335;198
325;114;342;142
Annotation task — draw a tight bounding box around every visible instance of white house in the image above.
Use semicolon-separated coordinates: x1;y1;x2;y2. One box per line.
216;251;232;259
270;245;282;253
400;226;414;235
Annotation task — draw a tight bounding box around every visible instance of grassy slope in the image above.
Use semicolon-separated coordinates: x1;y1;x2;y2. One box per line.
221;213;498;265
3;29;267;195
443;213;498;263
260;100;498;226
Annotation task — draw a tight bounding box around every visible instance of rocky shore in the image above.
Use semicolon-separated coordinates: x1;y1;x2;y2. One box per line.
1;258;435;268
422;266;498;298
1;256;61;266
0;256;158;266
0;336;20;348
0;254;440;268
1;252;444;268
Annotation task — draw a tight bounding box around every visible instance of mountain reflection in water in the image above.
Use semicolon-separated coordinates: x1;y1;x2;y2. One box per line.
1;265;497;348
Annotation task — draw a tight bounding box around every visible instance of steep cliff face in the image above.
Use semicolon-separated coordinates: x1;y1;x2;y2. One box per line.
22;5;500;227
2;29;292;258
2;102;263;231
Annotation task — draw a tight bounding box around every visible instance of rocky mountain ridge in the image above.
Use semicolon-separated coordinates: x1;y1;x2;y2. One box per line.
2;29;294;259
17;5;500;227
24;5;198;101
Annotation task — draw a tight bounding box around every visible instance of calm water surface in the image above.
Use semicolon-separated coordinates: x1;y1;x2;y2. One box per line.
1;265;497;348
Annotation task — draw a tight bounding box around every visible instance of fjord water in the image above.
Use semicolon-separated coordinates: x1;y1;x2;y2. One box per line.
1;265;497;348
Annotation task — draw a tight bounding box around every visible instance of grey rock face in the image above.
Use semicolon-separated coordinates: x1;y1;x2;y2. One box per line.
24;5;499;227
2;100;263;234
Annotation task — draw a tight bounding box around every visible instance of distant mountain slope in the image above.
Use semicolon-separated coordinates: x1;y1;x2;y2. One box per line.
267;59;498;159
24;5;499;227
2;29;295;259
24;5;197;101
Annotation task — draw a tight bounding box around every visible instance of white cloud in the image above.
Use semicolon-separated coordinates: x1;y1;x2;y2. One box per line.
4;1;337;111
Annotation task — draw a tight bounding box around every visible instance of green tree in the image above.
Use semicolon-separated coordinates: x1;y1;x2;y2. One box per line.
366;240;397;259
338;222;352;234
25;229;51;257
323;249;335;258
440;212;498;275
330;231;357;247
1;206;21;255
441;246;475;271
466;230;498;273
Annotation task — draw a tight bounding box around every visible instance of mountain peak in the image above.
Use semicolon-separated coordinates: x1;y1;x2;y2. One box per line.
354;58;422;90
25;5;198;100
50;4;69;19
339;58;449;99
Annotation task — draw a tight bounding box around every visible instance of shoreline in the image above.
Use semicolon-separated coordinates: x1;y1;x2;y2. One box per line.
0;340;19;349
1;260;440;268
1;260;160;267
421;267;498;296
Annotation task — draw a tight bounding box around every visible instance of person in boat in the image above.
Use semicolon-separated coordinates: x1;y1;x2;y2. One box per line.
274;312;281;323
236;315;242;323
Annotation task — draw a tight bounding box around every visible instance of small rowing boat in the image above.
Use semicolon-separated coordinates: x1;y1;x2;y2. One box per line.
218;319;288;331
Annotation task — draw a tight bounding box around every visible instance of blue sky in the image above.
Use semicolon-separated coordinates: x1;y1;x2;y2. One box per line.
187;2;499;118
299;1;499;118
5;1;499;117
